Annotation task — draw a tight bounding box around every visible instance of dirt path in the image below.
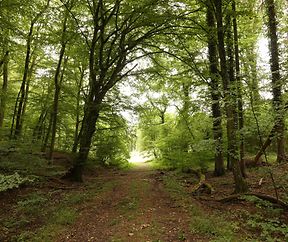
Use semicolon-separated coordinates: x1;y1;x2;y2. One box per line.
56;163;201;242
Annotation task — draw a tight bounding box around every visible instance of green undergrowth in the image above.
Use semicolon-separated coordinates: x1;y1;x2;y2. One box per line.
0;173;38;192
239;195;288;241
1;180;117;241
150;158;215;174
0;141;67;177
162;174;240;241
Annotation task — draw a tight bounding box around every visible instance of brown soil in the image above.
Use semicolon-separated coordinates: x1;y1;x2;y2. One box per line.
56;163;202;242
1;161;288;241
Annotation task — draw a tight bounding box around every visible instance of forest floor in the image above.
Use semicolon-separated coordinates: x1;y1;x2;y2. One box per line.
1;153;288;241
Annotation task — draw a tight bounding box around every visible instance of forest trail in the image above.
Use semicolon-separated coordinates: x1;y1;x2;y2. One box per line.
56;162;202;242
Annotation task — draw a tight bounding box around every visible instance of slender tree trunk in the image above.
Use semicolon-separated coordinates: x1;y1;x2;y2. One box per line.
232;0;246;177
48;50;67;160
0;50;9;127
33;109;48;141
181;83;190;153
13;21;34;137
34;79;54;142
42;112;53;152
265;0;286;163
48;1;72;160
214;0;248;193
72;67;85;153
21;56;36;133
0;51;9;68
226;6;236;171
206;0;225;176
12;0;50;138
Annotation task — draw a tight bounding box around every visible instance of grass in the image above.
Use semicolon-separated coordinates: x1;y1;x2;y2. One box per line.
117;180;143;215
17;192;48;212
52;207;77;225
162;174;238;241
1;179;118;241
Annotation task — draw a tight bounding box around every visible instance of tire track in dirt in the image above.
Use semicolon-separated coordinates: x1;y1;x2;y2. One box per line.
57;165;203;242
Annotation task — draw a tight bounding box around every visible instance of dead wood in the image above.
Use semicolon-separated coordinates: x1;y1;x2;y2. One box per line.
219;192;288;210
191;171;214;195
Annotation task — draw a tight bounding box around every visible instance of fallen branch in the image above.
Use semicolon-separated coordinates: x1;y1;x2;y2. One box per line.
219;192;288;210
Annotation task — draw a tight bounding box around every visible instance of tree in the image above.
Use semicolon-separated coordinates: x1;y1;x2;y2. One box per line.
206;0;225;176
265;0;286;163
11;0;50;138
67;0;173;181
213;0;248;193
48;0;74;160
0;50;9;128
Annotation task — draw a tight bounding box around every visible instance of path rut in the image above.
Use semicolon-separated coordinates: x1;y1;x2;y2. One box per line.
57;164;201;242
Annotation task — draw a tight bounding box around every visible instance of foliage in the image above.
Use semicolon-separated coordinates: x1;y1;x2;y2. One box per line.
16;192;48;217
0;172;36;192
138;110;214;171
245;212;288;241
92;108;132;167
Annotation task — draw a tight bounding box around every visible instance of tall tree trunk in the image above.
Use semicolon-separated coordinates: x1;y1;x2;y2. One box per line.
265;0;286;163
34;79;54;142
48;55;68;160
206;0;225;176
214;0;248;193
13;21;34;138
232;0;246;177
66;96;102;181
33;109;48;141
11;0;50;138
42;112;53;152
0;50;9;128
180;83;190;153
72;67;85;153
21;56;36;131
226;6;236;171
48;0;73;160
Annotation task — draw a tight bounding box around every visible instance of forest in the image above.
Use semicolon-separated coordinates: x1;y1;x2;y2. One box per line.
1;0;288;241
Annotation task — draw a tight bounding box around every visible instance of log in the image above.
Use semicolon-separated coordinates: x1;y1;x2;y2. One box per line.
219;192;288;210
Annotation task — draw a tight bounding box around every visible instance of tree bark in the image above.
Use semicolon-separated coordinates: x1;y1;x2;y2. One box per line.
33;109;48;141
72;67;85;153
265;0;286;163
232;0;246;177
66;98;101;181
13;21;34;137
206;0;225;176
48;55;68;161
214;0;248;193
0;50;9;127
